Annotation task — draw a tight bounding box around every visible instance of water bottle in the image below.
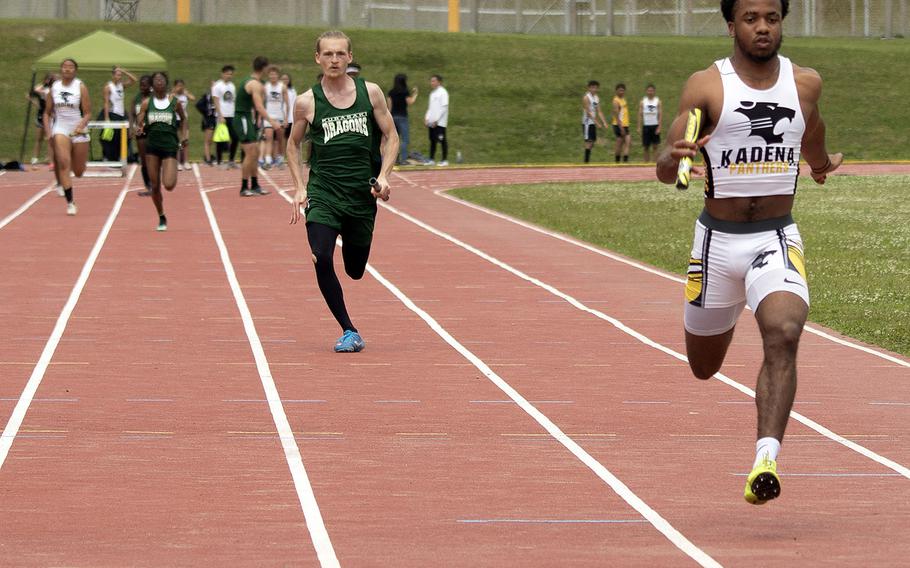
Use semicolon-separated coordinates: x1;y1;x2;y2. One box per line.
456;151;463;164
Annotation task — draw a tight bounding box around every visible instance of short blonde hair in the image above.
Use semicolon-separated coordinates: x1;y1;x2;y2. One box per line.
315;30;351;54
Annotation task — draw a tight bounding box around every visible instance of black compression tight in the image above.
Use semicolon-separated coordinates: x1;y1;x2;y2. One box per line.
307;222;372;333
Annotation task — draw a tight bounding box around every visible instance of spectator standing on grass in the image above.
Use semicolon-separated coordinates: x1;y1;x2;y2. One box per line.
172;79;195;170
195;81;217;165
28;73;56;169
100;66;137;162
582;80;607;163
212;65;238;167
612;83;631;162
638;83;662;162
387;73;418;165
281;73;297;164
424;74;449;166
130;75;153;194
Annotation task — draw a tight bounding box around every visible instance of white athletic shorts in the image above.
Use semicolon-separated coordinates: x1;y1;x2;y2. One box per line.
52;120;90;144
684;209;809;336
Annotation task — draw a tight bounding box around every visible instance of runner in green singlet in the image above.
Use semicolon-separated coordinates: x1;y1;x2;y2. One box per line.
234;56;281;196
136;71;187;232
288;30;399;353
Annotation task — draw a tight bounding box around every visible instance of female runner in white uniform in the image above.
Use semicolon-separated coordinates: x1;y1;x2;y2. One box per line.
44;58;90;216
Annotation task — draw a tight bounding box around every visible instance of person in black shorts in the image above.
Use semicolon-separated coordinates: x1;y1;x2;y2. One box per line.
136;71;188;231
638;83;662;162
131;75;153;194
28;73;56;169
196;80;217;165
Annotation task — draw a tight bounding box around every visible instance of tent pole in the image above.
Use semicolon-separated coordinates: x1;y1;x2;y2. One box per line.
19;71;37;165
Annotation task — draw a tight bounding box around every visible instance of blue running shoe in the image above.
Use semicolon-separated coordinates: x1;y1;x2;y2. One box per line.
334;330;364;353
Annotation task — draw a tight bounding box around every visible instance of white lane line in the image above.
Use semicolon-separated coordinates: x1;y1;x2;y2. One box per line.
193;164;338;568
0;167;137;468
423;179;910;369
378;199;910;481
365;261;720;567
263;172;721;568
0;183;55;231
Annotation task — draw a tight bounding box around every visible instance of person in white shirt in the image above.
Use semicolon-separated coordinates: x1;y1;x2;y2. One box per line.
211;64;238;167
657;0;842;506
44;58;91;216
424;74;449;166
260;65;289;168
101;65;136;162
582;80;607;163
280;73;297;163
638;83;662;162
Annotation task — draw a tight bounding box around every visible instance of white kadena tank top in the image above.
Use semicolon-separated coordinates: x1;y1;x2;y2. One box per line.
51;79;83;129
701;56;806;199
107;81;125;115
582;92;599;126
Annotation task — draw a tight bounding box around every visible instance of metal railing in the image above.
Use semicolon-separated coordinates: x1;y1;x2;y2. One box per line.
2;0;907;37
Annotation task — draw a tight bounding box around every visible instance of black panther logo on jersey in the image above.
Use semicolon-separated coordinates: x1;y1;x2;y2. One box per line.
751;250;777;269
270;92;281;101
60;91;73;104
734;101;796;145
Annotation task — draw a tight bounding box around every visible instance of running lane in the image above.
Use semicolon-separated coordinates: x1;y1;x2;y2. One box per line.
266;165;909;565
0;170;318;565
1;175;128;428
201;165;716;567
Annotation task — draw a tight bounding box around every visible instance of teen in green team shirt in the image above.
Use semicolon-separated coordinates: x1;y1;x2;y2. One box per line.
234;56;281;196
136;71;188;231
288;30;399;353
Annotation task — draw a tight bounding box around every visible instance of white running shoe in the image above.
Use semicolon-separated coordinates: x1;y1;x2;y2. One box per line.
425;160;435;166
437;160;449;167
55;185;65;197
66;202;77;216
177;163;184;171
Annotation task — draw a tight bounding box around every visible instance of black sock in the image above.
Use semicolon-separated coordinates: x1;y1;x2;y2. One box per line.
584;149;591;163
623;155;629;162
159;214;167;224
63;188;73;203
251;176;259;189
615;154;620;162
241;178;248;190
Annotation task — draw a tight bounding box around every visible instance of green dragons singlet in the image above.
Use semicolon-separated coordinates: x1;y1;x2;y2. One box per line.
307;77;379;217
145;96;179;152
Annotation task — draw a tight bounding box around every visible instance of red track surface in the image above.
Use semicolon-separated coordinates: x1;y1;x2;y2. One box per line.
1;164;907;566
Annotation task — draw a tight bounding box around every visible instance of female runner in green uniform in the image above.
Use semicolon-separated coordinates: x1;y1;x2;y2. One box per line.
137;72;187;231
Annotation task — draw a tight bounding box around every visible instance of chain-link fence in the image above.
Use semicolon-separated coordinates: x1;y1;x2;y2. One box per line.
2;0;908;37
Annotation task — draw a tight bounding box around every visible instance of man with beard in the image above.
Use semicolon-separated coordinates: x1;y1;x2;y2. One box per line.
656;0;842;505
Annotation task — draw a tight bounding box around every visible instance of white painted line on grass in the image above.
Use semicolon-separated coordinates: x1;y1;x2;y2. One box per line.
378;199;910;481
0;167;137;469
262;173;721;568
193;164;338;568
0;183;55;230
423;179;910;369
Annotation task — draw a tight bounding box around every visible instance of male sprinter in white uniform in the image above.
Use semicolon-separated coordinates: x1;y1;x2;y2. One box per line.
656;0;842;505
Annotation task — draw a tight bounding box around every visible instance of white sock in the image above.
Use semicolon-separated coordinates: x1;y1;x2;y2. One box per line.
265;155;273;164
754;437;781;467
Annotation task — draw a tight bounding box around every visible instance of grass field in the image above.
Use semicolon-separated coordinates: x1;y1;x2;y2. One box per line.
0;20;908;163
451;175;910;357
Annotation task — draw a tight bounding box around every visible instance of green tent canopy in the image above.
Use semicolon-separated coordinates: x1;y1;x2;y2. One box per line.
32;30;166;72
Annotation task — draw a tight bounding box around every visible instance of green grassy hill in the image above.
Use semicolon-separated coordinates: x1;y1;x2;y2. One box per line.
1;20;908;163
